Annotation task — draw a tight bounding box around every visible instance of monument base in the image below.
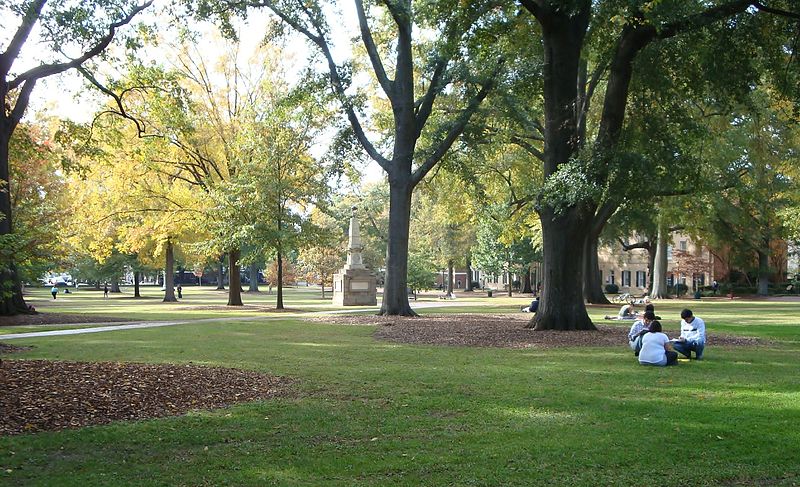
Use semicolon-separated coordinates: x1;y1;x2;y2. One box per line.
332;268;377;306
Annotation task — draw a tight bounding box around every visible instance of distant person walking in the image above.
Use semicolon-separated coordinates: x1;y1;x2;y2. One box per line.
50;285;58;299
103;283;109;299
177;284;183;299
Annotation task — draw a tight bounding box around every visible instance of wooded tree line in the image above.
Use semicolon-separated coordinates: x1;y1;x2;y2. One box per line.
3;0;800;331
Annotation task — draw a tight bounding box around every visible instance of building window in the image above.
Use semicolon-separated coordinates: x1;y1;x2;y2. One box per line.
622;270;631;287
610;270;615;285
680;240;687;251
636;271;646;288
667;245;673;261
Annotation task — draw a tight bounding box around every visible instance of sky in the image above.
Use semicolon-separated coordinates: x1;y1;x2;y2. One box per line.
11;0;384;184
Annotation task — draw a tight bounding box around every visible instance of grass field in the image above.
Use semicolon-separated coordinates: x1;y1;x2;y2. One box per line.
2;289;799;486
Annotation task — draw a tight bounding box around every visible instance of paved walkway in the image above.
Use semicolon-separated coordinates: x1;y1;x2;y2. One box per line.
0;301;465;341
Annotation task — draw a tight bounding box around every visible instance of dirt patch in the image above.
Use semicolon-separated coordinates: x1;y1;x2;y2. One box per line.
0;360;294;436
0;313;135;327
308;313;768;349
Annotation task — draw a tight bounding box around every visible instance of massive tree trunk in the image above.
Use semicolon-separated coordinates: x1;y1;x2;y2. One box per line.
446;259;454;296
526;6;595;331
227;249;243;306
216;256;225;290
248;261;259;292
163;239;177;302
650;226;669;299
0;129;31;316
276;249;284;310
379;181;415;316
757;249;770;296
531;208;595;330
133;270;141;298
110;280;121;293
463;255;472;292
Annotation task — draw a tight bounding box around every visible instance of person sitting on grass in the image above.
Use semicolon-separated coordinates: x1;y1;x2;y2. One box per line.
638;320;678;366
628;311;656;355
521;297;539;313
672;308;706;360
605;302;636;320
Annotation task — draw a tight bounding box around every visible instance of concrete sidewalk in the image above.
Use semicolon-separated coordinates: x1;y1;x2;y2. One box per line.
0;301;466;341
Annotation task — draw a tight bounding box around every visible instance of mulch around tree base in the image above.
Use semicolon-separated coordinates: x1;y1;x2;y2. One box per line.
0;313;136;327
0;360;294;436
308;313;767;349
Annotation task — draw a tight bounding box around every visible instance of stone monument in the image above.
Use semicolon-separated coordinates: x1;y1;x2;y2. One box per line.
332;206;377;306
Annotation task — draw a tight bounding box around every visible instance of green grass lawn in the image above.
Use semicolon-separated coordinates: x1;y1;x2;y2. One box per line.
2;293;799;486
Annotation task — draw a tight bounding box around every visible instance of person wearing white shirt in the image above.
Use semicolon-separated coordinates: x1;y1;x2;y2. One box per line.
628;311;656;355
672;308;706;360
638;321;678;366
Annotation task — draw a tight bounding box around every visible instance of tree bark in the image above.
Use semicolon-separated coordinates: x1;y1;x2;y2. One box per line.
507;261;513;297
650;226;669;299
530;208;595;330
110;280;121;293
582;235;611;304
133;270;141;298
163;239;177;302
446;259;454;296
463;255;472;292
0;129;32;315
227;249;243;306
757;249;770;296
526;5;595;331
522;264;533;294
646;243;656;293
276;249;284;309
248;261;259;292
216;256;225;290
379;181;416;316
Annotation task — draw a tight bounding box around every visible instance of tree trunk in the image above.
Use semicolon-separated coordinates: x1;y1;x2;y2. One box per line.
163;240;177;302
0;127;33;315
522;264;533;294
227;249;243;306
276;249;284;309
650;226;669;299
757;249;770;296
321;274;326;299
110;280;121;293
379;181;416;316
464;255;472;292
506;262;513;297
446;259;454;296
133;271;141;298
525;6;595;331
216;256;225;290
248;261;259;292
646;243;656;294
530;208;596;330
582;234;611;304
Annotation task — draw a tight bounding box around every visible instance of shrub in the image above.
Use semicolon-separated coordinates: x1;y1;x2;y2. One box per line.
604;283;619;294
674;283;689;296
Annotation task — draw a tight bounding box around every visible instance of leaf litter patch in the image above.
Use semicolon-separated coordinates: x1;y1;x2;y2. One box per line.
308;313;768;349
0;360;294;436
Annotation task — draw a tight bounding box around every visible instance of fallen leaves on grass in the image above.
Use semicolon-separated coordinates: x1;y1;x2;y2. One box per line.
0;360;294;436
308;314;768;349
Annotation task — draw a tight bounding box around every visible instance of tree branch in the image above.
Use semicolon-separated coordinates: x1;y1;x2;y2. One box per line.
8;1;154;90
355;0;393;96
412;59;504;186
0;0;46;77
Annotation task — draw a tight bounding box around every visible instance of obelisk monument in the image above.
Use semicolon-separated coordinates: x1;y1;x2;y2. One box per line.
332;206;377;306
